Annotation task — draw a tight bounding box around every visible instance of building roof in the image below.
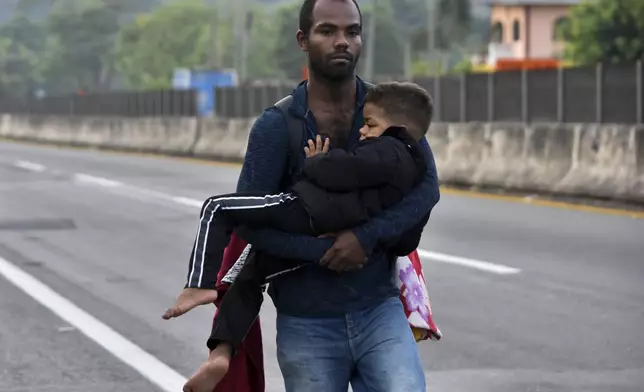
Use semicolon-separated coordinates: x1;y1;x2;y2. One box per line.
489;0;580;5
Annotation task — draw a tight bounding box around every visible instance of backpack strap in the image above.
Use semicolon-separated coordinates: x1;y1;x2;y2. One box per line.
273;80;373;186
274;95;305;188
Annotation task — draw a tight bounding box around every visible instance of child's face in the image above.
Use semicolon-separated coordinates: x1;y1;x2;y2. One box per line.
359;103;391;140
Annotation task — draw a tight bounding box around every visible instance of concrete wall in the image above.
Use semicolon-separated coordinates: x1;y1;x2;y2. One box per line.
430;122;643;203
1;114;642;203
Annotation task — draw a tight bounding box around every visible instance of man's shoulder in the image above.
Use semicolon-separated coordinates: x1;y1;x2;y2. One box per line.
254;105;287;125
249;106;289;137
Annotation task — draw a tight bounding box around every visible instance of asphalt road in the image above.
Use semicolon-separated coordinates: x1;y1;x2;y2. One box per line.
1;140;643;392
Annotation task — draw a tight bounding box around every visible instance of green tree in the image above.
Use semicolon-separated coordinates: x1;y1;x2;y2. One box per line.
114;1;212;89
272;2;304;80
244;6;283;79
409;0;472;53
41;0;122;93
560;0;644;65
368;2;406;76
437;0;472;49
0;11;45;97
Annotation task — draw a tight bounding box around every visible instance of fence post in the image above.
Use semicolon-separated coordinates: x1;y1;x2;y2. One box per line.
521;67;529;124
637;60;642;124
434;77;441;122
222;88;228;118
212;87;217;117
261;84;269;117
138;91;145;117
459;73;467;122
595;62;603;123
248;85;255;117
487;71;495;122
130;92;137;117
557;65;565;123
236;87;243;118
163;90;171;117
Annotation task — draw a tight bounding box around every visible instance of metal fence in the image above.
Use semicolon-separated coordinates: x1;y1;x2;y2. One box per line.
1;61;642;124
213;84;299;118
0;89;197;117
213;61;643;124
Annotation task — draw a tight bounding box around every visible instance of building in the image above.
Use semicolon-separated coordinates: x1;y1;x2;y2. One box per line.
488;0;580;63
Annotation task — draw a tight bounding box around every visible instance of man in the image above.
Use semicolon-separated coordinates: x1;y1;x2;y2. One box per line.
209;0;440;390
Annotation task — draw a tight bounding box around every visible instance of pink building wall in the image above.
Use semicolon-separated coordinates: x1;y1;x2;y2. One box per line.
490;4;572;59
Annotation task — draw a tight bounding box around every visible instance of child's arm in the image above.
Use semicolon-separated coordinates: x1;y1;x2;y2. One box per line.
352;137;440;256
302;139;400;192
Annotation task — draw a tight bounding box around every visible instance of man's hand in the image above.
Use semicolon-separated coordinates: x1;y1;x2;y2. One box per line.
320;231;368;272
162;288;218;320
318;232;337;238
304;135;329;158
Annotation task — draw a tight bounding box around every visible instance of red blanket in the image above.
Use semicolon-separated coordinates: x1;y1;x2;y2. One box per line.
211;233;264;392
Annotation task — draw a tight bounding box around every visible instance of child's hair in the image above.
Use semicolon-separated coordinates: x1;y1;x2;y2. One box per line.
364;81;434;140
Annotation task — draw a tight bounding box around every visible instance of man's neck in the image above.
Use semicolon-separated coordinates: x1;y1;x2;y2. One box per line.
307;74;356;108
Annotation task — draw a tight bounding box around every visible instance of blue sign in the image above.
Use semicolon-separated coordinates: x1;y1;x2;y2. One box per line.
174;69;237;116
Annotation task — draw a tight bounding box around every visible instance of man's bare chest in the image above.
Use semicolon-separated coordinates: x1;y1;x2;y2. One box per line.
313;109;354;149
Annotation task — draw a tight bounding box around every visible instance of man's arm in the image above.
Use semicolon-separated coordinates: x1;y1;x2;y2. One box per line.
235;108;333;261
236;109;289;194
352;137;440;254
302;142;397;192
387;212;431;257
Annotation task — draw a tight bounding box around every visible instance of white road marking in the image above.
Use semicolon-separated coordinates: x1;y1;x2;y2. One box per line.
0;255;188;392
417;249;521;275
13;160;46;172
74;173;123;188
173;196;204;208
14;161;519;276
74;170;520;276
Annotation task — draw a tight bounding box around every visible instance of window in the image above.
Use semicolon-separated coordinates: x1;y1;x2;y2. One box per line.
491;21;504;43
512;20;521;41
553;16;570;40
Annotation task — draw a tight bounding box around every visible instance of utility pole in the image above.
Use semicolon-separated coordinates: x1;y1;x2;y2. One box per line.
426;0;438;75
210;4;219;69
232;0;249;82
363;0;376;80
210;0;231;70
240;0;249;82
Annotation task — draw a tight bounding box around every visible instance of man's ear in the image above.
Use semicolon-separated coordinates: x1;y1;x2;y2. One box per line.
296;30;308;52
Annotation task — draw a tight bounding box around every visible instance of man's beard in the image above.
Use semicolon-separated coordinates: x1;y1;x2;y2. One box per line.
308;52;360;83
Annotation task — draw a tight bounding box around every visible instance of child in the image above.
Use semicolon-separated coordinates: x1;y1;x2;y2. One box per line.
164;81;434;392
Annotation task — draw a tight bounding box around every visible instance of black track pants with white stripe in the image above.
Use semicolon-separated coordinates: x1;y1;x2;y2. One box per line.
185;191;313;289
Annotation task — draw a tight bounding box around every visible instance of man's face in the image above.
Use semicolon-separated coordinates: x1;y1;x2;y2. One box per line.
299;0;362;82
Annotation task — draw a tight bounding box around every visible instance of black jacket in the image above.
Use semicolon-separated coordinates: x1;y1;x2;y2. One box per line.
292;126;427;234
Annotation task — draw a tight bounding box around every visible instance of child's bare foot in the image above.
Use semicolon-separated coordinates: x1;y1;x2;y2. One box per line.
162;288;218;320
182;344;232;392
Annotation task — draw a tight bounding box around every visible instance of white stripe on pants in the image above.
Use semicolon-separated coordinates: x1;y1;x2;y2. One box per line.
188;192;297;288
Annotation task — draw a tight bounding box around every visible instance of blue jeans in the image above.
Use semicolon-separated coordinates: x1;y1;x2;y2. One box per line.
275;297;426;392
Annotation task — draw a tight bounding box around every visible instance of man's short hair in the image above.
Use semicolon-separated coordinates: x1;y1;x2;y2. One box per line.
365;81;434;140
299;0;362;37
